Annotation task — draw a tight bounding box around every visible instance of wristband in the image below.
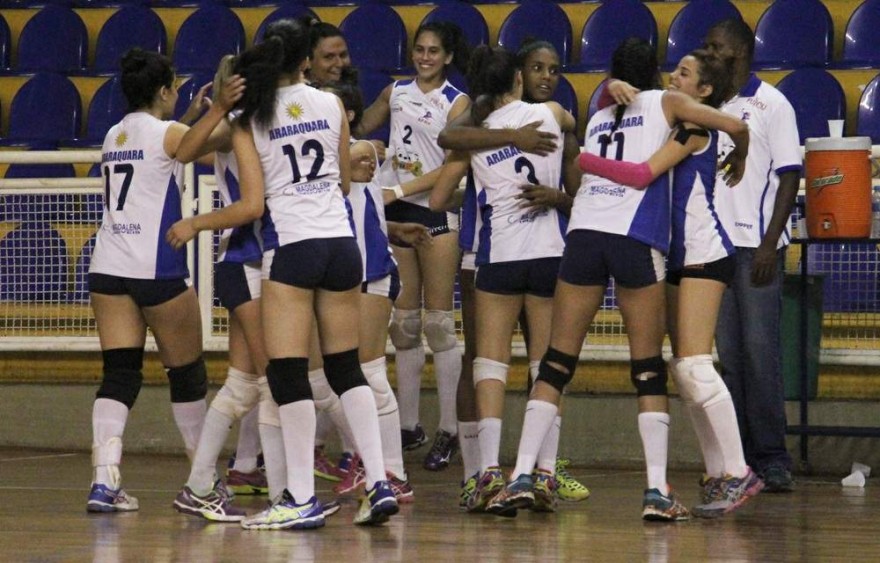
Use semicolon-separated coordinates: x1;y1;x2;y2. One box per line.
383;185;404;199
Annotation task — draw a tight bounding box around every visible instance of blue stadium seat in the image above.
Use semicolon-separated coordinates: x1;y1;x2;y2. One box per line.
856;72;880;144
0;222;69;302
497;0;572;66
587;78;608;122
173;5;245;73
173;72;215;122
574;0;657;72
752;0;832;70
552;75;578;124
79;75;129;146
776;68;844;143
93;5;167;73
3;73;81;147
0;15;10;71
16;5;87;73
254;4;320;44
339;4;407;73
665;0;741;70
358;68;393;144
839;0;880;69
420;1;489;49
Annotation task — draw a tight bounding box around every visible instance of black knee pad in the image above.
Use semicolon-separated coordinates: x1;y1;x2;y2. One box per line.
97;347;144;409
630;355;668;397
166;357;208;403
266;357;312;406
324;348;368;396
536;347;578;394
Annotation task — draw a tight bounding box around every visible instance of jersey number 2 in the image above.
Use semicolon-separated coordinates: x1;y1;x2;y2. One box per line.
103;163;134;211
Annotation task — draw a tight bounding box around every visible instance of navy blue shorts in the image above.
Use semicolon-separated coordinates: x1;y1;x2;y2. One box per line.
215;261;261;312
385;200;455;245
558;229;665;289
88;273;188;308
476;257;561;297
265;237;362;291
361;269;401;301
666;255;736;286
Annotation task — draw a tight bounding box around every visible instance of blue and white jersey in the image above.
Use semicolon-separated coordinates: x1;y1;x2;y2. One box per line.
458;170;481;253
347;141;396;282
715;75;802;249
469;101;566;265
215;150;262;264
382;78;467;208
669;129;735;270
569;90;673;253
90;112;187;280
252;83;352;248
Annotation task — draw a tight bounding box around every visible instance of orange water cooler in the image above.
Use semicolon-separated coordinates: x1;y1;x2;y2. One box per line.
805;137;872;238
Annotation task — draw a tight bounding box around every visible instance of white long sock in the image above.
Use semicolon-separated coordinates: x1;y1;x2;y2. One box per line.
478;417;502;472
278;400;316;502
315;410;332;447
233;407;260;473
705;397;748;478
340;385;386;489
259;422;286;501
92;398;129;486
172;399;207;461
536;415;562;473
433;347;461;434
309;367;358;454
458;420;481;480
363;358;406;479
638;412;670;495
187;408;233;495
686;402;725;477
395;345;425;430
511;400;557;478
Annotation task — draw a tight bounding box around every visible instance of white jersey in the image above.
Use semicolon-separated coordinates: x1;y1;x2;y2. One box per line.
470;101;566;265
458;170;481;253
90;112;187;280
215;150;262;264
715;75;802;249
383;78;467;208
346;141;396;282
669;129;735;269
252;83;352;249
569;90;673;252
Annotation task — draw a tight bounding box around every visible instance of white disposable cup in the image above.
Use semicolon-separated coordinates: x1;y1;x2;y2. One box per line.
852;461;872;478
841;471;866;487
828;119;844;138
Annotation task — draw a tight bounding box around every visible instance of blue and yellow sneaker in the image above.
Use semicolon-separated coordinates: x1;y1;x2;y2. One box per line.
531;469;558;513
487;474;535;517
87;482;139;513
240;490;325;530
354;480;400;526
459;473;479;511
467;467;505;513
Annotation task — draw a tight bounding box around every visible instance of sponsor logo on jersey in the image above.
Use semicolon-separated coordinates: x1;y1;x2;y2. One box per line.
108;223;142;235
588;184;627;197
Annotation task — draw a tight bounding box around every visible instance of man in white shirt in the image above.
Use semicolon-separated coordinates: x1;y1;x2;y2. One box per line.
705;18;800;492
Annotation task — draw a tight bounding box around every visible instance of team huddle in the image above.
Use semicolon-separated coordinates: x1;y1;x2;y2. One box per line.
84;14;801;529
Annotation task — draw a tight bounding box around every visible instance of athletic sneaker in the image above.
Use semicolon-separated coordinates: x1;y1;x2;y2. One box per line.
322;499;341;518
240;490;325;530
227;469;268;496
531;469;558;513
401;424;428;451
692;468;764;519
174;485;246;522
314;445;345;482
467;467;505;513
459;473;479;510
698;474;723;505
353;480;400;526
226;451;265;475
333;453;365;495
555;458;591;501
387;471;415;504
641;488;690;522
761;465;795;493
423;430;458;471
486;474;535;517
86;483;139;513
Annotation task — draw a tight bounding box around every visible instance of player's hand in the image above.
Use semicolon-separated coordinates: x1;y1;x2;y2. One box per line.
179;82;212;125
370;140;387;161
351;152;376;182
515;183;561;210
166;218;198;250
389;222;432;247
751;243;779;286
720;146;746;187
513;121;558;156
216;75;245;112
607;79;639;105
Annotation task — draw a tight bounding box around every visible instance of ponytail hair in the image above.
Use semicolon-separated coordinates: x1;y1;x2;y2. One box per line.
414;21;471;75
609;38;661;132
466;45;520;124
120;48;174;112
235;19;310;129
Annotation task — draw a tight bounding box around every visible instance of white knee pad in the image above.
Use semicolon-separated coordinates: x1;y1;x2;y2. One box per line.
92;436;123;467
529;360;540;384
389;308;422;350
473;357;509;386
673;355;730;408
308;368;341;412
424;309;458;352
362;357;398;416
257;376;281;427
211;368;260;420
